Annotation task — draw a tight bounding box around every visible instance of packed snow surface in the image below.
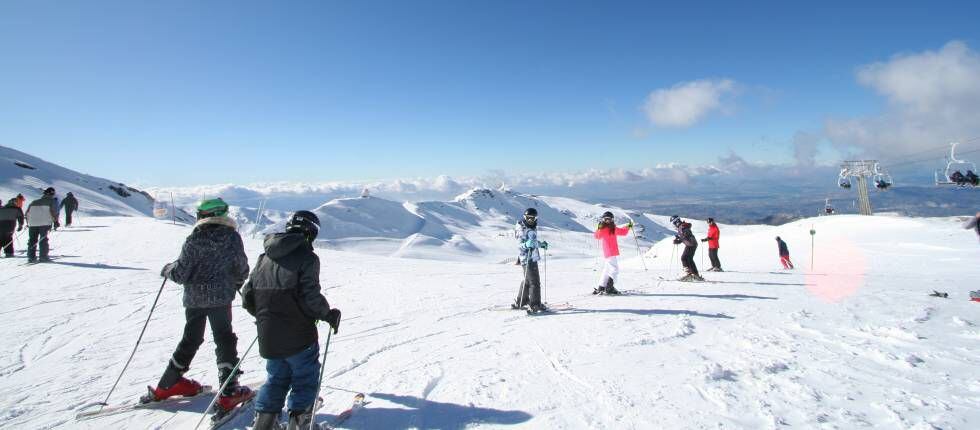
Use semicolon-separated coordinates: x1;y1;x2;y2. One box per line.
1;214;979;429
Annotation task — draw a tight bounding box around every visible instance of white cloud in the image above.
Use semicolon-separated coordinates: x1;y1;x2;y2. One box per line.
823;41;980;156
643;79;738;128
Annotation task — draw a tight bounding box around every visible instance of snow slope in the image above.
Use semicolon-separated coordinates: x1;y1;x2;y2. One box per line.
1;214;979;429
0;145;194;222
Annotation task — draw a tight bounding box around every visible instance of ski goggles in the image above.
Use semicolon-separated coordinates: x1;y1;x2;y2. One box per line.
524;215;537;221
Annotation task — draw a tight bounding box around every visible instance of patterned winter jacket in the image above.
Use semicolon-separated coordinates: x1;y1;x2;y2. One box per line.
162;216;249;309
673;222;697;248
515;220;541;264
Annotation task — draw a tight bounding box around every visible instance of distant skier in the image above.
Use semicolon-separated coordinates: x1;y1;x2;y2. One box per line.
776;236;794;269
966;212;980;240
593;211;630;295
514;208;549;312
0;198;25;258
24;187;59;263
144;198;254;412
671;216;702;281
701;217;722;272
242;210;341;430
59;192;79;227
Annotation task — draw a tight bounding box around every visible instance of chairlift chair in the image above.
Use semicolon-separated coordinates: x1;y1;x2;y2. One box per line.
837;168;852;189
936;142;978;187
872;164;893;191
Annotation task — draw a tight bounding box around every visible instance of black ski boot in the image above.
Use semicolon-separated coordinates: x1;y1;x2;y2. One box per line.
604;278;620;295
218;367;244;396
593;286;606;295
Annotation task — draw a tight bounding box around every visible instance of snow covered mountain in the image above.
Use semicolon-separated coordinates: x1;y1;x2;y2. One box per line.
2;213;978;429
236;187;669;261
0;145;194;222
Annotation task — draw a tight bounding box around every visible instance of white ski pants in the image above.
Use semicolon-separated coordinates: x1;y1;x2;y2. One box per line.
599;256;619;286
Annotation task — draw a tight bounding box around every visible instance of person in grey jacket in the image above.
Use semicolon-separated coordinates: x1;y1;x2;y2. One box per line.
144;198;253;412
24;187;59;262
243;210;341;430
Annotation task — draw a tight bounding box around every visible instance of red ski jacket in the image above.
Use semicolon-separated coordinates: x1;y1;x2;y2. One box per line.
706;224;720;249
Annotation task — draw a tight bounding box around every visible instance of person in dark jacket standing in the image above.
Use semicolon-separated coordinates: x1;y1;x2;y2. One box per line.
776;236;794;269
0;198;25;257
671;215;702;281
701;218;722;272
242;210;341;430
24;187;59;262
59;192;79;227
143;198;253;412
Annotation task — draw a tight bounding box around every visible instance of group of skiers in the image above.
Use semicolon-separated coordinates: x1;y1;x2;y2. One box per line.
508;209;803;310
144;198;340;430
0;188;79;262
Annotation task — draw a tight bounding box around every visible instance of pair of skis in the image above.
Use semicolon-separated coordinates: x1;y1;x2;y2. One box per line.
77;388;365;429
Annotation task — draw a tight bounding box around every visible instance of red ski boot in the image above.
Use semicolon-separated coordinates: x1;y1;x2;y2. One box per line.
140;377;205;403
215;385;255;413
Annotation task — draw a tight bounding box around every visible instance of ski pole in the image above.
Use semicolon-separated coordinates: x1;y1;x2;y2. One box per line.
515;255;530;307
310;325;336;430
95;278;168;411
668;244;677;278
194;336;258;430
542;250;548;305
629;223;648;271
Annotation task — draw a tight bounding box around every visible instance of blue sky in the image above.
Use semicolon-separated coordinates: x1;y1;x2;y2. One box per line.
2;1;979;186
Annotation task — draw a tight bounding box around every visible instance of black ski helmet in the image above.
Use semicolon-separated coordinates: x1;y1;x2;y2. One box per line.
669;215;681;226
287;210;321;241
601;211;615;221
43;187;55;196
523;207;538;228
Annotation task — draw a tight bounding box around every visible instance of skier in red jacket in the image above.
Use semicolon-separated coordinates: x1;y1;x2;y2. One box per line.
701;218;722;272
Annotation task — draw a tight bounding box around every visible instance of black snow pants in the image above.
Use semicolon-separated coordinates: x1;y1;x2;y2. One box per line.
517;262;542;307
708;248;721;270
64;209;74;227
681;244;699;275
0;225;14;256
158;305;239;388
27;226;51;260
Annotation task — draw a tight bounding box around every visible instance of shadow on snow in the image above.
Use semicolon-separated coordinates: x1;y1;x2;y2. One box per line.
630;293;778;301
548;308;734;319
47;261;148;271
324;392;533;430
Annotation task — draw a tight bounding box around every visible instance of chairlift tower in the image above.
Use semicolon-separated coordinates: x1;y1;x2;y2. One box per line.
839;160;879;215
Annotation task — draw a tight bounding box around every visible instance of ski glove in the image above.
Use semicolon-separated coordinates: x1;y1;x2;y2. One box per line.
701;238;708;242
523;239;539;249
160;262;175;279
540;241;549;250
324;308;342;334
627;221;634;228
